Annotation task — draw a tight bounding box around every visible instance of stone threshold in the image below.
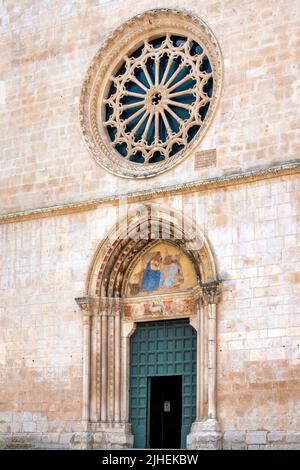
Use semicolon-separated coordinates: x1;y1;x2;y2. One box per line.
0;160;299;225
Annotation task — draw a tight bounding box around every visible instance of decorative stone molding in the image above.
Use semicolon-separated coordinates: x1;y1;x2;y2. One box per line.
123;291;197;323
0;160;298;225
79;8;223;178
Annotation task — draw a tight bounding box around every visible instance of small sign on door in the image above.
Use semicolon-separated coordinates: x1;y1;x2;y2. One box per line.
164;401;171;412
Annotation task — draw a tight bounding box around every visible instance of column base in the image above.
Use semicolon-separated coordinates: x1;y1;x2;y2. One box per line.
70;422;134;449
187;419;222;450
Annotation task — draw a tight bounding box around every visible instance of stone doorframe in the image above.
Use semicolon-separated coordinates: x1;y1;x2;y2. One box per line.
75;205;222;449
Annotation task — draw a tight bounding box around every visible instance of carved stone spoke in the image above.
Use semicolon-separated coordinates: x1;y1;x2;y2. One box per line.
160;109;173;138
167;74;194;93
154;56;160;86
169;89;195;98
141;64;153;88
132;110;149;133
124;106;146;125
142;112;154;142
122;101;145;111
166;99;191;110
165;104;184;124
160;55;172;86
164;63;185;88
124;91;145;99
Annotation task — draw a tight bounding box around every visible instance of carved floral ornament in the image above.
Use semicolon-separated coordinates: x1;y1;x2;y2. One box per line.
80;9;223;178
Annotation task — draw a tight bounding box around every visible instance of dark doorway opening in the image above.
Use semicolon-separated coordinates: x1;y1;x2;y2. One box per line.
148;375;182;449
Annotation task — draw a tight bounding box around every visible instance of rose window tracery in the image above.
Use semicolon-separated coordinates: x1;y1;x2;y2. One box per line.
105;35;213;165
80;9;222;178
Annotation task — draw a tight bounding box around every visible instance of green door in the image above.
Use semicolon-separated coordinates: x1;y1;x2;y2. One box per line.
129;319;197;448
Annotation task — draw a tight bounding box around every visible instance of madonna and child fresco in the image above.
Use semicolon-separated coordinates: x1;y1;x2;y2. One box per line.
126;243;197;296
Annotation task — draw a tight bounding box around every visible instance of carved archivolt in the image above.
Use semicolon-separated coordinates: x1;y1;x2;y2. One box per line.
86;204;218;297
80;9;223;178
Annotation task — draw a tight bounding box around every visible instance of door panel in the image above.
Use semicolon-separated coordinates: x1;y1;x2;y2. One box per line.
129;319;196;448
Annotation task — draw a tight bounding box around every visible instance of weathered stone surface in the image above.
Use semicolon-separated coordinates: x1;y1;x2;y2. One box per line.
0;0;299;213
246;432;267;445
0;0;299;451
286;432;300;443
267;431;286;442
187;419;222;450
224;431;246;443
69;432;93;450
231;443;248;450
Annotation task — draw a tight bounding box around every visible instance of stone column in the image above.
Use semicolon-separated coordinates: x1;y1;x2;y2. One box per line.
75;296;93;422
189;290;205;422
90;311;99;422
114;301;121;423
74;296;133;449
70;296;94;449
199;297;205;421
207;297;217;420
187;282;222;450
121;321;136;423
100;300;108;422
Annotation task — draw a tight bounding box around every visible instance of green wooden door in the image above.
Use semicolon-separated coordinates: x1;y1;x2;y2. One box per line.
129;319;197;448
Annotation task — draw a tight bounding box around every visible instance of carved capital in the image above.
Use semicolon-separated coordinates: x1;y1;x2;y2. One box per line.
192;285;203;301
201;282;222;305
75;296;94;316
98;297;123;316
76;296;123;317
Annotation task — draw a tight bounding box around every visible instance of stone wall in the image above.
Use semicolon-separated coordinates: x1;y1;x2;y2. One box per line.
0;175;299;448
0;0;299;212
0;0;299;450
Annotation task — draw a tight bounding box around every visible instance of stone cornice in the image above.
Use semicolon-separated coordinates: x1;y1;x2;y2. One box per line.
0;160;299;225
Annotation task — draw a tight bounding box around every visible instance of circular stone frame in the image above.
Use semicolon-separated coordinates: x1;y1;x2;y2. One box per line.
79;8;223;179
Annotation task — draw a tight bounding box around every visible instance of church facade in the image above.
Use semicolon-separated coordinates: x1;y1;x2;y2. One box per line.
0;1;299;450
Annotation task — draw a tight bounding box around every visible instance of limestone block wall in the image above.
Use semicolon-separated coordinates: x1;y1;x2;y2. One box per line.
0;175;299;448
0;0;299;212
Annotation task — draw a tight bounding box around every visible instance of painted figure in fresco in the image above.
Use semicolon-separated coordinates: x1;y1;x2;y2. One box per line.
159;254;184;289
141;252;162;292
129;273;141;296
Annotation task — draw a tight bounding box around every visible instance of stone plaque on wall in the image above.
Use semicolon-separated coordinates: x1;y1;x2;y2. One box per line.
194;149;217;170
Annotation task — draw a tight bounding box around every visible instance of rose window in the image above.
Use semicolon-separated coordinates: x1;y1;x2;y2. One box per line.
105;35;213;165
80;9;222;178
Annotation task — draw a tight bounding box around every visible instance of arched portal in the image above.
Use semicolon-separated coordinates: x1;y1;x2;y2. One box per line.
75;204;222;449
